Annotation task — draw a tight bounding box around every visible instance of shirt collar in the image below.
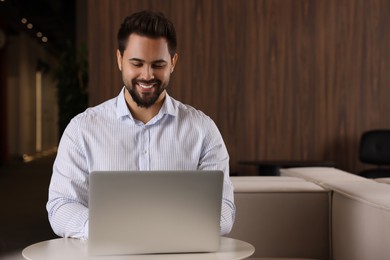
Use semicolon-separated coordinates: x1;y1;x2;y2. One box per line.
115;87;178;121
115;87;131;119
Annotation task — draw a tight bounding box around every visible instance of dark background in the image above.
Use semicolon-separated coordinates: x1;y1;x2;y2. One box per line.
1;0;390;175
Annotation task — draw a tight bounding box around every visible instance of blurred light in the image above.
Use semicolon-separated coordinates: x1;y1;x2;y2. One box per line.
22;147;58;163
36;71;42;152
20;17;49;45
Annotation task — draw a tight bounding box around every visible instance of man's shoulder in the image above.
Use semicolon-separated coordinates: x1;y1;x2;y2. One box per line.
168;97;221;140
171;97;210;121
72;97;117;124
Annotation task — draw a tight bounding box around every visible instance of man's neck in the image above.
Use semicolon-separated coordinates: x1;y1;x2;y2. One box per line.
125;90;166;124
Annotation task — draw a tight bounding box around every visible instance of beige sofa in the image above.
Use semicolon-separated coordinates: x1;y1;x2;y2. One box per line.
228;168;390;260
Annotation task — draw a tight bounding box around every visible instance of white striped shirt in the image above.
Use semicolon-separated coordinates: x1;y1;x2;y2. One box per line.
47;87;235;239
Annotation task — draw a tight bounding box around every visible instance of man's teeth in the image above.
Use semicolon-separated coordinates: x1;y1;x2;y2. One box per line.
139;83;154;89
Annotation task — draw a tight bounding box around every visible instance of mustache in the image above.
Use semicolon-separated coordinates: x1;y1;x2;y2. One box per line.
132;79;161;85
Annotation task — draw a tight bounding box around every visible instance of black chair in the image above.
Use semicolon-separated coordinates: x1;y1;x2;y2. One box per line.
359;129;390;178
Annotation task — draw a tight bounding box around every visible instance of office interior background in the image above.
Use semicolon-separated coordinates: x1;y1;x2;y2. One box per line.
1;0;390;175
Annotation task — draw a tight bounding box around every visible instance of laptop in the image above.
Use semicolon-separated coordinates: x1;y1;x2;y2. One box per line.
88;170;223;255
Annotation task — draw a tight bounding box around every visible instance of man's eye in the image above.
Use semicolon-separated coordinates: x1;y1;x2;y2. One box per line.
152;63;165;69
132;63;143;67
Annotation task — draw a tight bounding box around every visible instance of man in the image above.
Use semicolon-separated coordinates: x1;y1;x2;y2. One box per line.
47;10;235;240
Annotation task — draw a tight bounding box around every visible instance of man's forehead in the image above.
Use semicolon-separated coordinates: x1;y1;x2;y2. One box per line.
123;34;170;59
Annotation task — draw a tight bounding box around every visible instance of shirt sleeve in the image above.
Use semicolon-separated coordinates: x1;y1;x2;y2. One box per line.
46;117;89;239
198;118;236;236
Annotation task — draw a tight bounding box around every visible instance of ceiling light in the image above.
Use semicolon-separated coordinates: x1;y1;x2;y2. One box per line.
41;37;48;43
27;23;33;29
21;18;28;24
36;32;43;38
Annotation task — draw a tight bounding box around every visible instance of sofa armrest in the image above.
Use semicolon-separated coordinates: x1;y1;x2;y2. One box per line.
280;167;368;187
227;176;330;260
330;181;390;260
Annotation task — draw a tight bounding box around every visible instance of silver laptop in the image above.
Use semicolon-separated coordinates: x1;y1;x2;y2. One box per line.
88;170;223;255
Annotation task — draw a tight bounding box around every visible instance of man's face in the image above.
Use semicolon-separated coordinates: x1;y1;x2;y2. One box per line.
117;34;178;108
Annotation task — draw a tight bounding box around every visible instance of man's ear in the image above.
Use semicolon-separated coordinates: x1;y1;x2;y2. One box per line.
116;49;122;71
170;53;178;73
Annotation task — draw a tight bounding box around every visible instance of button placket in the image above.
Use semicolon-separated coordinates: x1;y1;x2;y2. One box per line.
139;126;150;170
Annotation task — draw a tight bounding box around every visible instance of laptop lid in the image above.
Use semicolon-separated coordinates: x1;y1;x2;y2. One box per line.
88;170;223;255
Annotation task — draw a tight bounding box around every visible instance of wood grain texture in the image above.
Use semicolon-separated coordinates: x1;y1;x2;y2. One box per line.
87;0;390;174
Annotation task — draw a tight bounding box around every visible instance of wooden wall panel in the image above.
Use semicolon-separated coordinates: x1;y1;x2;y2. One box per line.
87;0;390;174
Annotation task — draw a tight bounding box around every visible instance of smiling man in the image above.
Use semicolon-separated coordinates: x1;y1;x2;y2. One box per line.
46;10;235;240
118;32;178;123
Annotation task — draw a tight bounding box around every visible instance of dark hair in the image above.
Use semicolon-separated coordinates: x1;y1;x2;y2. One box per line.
117;10;177;57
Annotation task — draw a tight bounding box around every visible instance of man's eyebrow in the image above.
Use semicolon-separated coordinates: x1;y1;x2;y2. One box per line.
128;58;167;64
153;59;168;64
128;58;144;62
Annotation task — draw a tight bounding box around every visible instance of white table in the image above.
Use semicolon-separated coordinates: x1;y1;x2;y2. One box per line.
22;237;255;260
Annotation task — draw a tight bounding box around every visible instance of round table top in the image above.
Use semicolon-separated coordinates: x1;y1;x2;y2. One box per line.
22;237;255;260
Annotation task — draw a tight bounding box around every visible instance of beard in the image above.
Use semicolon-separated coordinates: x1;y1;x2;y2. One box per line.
124;79;166;108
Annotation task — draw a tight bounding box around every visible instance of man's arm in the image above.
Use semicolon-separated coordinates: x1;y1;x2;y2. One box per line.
46;118;89;239
198;119;235;235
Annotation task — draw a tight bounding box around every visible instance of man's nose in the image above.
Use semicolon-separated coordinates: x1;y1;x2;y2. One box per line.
140;66;154;80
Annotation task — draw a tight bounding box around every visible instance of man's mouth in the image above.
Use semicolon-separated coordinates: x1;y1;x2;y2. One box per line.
138;83;155;89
